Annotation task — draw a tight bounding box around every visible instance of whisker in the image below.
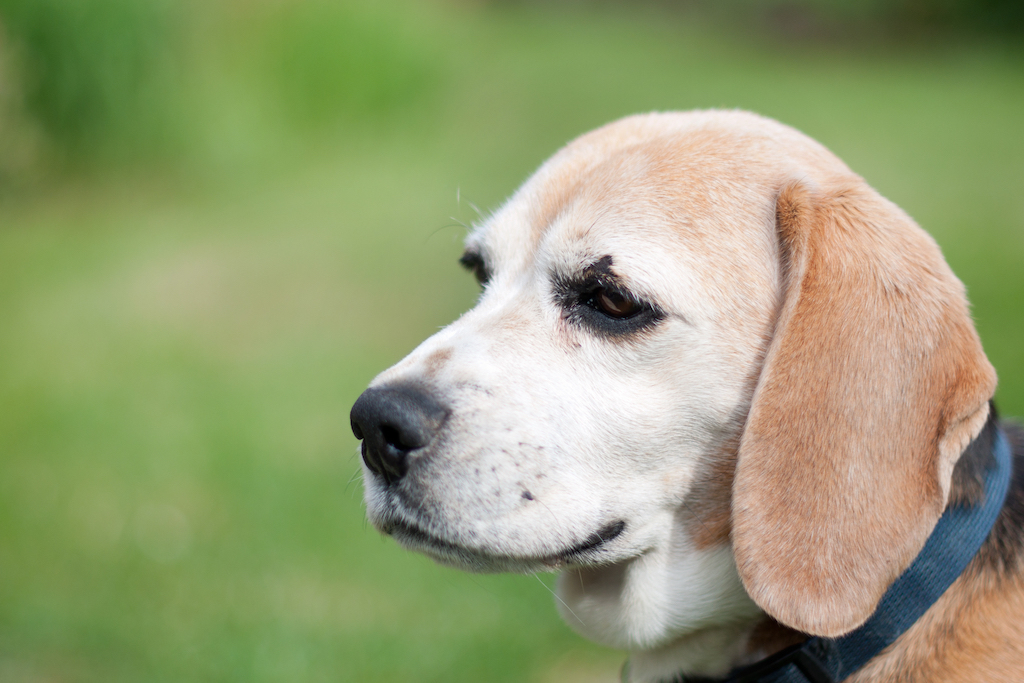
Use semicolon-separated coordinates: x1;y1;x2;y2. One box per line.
534;497;565;538
345;467;363;496
425;223;466;243
532;571;586;628
462;571;499;598
448;216;471;231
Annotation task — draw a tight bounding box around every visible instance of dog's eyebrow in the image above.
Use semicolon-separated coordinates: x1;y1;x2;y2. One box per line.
581;255;616;279
551;255;635;298
566;255;626;290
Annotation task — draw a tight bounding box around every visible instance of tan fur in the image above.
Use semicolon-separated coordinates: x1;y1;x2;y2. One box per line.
732;179;996;637
684;433;739;549
423;347;453;377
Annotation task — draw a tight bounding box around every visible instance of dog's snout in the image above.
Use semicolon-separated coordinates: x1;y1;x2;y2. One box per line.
350;386;447;484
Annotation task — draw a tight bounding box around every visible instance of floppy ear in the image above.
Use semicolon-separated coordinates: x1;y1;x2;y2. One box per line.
732;180;996;637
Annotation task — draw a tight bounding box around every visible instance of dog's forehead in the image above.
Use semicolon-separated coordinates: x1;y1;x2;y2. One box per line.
468;111;846;280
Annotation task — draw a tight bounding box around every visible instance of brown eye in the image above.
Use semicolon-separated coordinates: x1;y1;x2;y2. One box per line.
556;272;662;336
593;288;638;318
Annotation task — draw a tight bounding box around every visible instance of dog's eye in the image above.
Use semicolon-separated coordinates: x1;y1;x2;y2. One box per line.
588;288;639;319
553;260;663;337
459;251;490;287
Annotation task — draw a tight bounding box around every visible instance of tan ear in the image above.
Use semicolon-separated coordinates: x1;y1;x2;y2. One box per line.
732;180;996;637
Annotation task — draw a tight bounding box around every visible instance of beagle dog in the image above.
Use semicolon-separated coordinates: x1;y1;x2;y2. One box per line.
350;110;1024;682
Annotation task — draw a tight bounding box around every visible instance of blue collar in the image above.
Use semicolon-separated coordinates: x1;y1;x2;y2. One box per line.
666;426;1013;683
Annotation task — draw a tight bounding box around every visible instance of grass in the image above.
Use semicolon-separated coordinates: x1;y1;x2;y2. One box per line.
0;2;1021;682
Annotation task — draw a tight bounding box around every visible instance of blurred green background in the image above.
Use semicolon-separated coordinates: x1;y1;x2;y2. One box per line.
0;1;1021;681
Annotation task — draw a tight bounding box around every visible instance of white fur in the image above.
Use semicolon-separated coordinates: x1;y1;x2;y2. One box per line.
557;529;762;655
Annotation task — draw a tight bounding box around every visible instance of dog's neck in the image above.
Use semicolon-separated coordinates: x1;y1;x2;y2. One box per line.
556;528;765;681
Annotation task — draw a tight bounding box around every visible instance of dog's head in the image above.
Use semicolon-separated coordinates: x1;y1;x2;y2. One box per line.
351;111;995;652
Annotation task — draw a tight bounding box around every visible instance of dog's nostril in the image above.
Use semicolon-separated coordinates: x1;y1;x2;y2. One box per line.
381;424;413;452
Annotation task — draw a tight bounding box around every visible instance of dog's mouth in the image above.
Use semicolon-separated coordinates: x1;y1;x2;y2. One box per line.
382;518;628;571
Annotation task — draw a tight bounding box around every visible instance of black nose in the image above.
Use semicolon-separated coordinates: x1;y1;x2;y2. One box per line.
350;386;447;484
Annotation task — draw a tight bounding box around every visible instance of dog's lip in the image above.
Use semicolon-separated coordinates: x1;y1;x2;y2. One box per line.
383;518;628;568
559;520;627;559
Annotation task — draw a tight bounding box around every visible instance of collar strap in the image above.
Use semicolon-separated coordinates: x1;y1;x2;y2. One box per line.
658;426;1013;683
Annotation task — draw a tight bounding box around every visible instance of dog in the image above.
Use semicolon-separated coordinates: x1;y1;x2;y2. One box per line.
350;110;1024;682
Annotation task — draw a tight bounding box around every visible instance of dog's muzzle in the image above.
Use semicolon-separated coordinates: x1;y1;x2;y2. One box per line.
350;385;448;485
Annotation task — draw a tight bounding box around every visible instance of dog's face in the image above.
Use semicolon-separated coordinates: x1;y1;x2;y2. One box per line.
352;111;996;657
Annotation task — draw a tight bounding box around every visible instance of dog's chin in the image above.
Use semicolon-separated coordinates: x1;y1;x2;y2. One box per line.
379;517;632;574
